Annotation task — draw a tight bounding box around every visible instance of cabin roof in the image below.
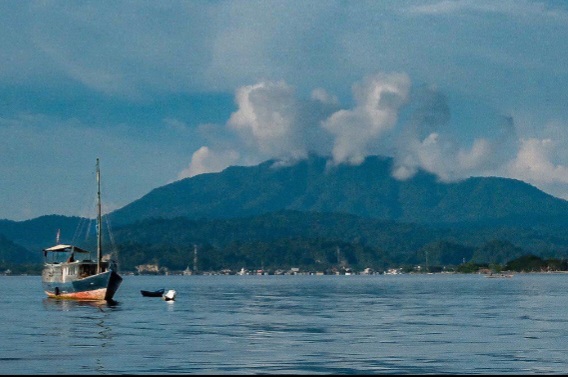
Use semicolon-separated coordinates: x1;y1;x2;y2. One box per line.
43;244;91;253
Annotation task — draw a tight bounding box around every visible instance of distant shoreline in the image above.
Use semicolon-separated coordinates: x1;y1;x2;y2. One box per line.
5;270;568;277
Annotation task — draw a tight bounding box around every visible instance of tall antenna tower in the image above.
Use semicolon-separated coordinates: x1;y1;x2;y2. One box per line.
193;244;198;273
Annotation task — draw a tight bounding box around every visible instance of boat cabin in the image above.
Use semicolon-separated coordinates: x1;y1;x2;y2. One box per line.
42;244;117;282
43;244;92;264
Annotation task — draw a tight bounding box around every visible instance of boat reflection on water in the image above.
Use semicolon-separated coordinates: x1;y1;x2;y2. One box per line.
41;297;116;373
42;297;120;311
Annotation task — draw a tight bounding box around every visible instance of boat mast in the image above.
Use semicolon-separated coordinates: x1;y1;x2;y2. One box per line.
96;158;102;274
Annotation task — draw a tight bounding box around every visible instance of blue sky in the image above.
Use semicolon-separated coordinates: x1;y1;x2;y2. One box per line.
2;0;568;221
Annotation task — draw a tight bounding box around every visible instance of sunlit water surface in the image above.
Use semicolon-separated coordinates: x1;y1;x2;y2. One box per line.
2;273;568;374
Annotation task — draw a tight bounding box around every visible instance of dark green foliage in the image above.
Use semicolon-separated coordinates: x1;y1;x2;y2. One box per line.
417;240;475;267
0;215;87;251
505;254;548;272
3;209;568;274
456;262;488;273
544;258;568;271
471;239;525;264
104;211;568;272
0;234;43;274
0;234;39;264
3;155;568;274
113;236;391;273
108;155;568;227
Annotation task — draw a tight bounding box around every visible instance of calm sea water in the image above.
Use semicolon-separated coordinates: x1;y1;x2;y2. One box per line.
2;273;568;374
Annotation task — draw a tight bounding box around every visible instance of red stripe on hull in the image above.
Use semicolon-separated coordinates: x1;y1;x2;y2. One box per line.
45;288;107;301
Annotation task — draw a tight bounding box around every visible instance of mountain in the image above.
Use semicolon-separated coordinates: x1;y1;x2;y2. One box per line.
103;210;568;272
0;215;87;252
0;234;37;264
2;154;568;271
108;154;568;227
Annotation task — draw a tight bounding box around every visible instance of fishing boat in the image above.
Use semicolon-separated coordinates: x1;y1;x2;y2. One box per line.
141;288;165;297
41;159;123;301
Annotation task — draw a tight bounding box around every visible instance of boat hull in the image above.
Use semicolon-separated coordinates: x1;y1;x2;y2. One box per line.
141;289;165;297
43;267;123;301
42;160;123;302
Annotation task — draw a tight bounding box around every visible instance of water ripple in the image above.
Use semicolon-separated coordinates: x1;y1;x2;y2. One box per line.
3;274;568;374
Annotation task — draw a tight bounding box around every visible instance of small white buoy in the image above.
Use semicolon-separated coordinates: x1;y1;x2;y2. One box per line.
163;289;176;301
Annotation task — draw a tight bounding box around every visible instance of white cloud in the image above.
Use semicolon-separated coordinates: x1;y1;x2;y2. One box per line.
228;81;307;160
181;72;562;201
396;132;457;182
392;84;520;183
407;0;568;21
181;73;413;176
4;1;568;220
394;130;519;183
457;139;492;170
180;79;340;177
508;138;568;185
322;72;411;165
178;146;240;179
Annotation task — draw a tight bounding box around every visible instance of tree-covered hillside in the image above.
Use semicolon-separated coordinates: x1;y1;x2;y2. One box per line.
108;155;568;227
0;234;42;274
2;155;568;274
107;211;568;273
0;215;87;251
2;210;568;274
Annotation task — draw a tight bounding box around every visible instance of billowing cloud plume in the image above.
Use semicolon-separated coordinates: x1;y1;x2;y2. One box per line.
178;146;240;179
177;71;568;204
322;72;411;165
177;79;339;178
228;81;307;160
181;72;521;182
392;86;518;182
508;138;568;186
181;72;412;176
